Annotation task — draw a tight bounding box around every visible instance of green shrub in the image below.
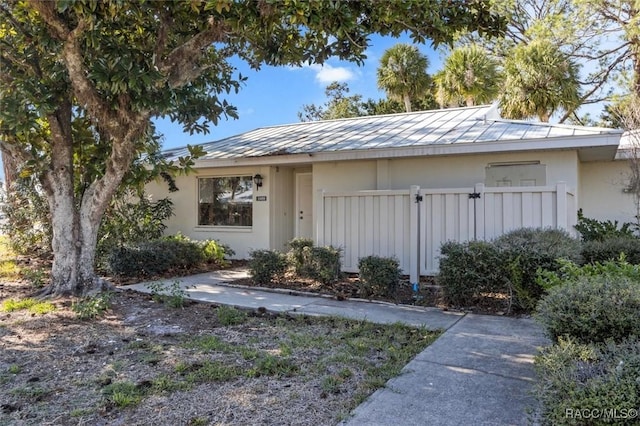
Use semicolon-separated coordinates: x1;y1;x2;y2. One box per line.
106;236;206;278
534;337;640;426
582;237;640;264
145;280;190;308
535;275;640;344
287;238;314;276
21;268;48;289
574;208;635;242
201;239;234;265
536;256;640;290
248;249;287;284
493;228;582;311
358;256;401;298
438;240;507;307
285;239;342;284
72;292;113;320
161;234;207;263
97;196;174;268
1;176;52;258
438;228;582;312
300;246;342;284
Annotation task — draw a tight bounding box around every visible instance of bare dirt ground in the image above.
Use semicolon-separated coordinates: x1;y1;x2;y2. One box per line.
0;276;439;426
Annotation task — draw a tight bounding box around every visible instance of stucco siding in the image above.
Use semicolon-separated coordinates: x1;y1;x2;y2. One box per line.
313;151;580;192
580;160;636;224
146;166;270;259
313;161;378;192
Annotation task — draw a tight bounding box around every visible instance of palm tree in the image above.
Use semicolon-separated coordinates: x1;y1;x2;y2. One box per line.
434;44;501;108
377;44;430;113
499;39;580;122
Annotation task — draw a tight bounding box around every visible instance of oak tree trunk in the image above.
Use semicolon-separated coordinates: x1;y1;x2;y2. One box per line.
38;98;148;296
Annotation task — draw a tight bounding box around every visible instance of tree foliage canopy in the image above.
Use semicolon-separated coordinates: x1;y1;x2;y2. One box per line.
376;43;431;112
461;0;640;121
434;44;501;107
499;39;581;122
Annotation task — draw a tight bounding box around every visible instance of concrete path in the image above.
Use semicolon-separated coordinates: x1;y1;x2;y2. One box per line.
123;269;549;425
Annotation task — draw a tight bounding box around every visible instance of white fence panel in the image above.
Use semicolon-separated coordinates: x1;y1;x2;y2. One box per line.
419;188;475;275
420;183;576;275
317;190;412;274
482;186;556;240
318;183;575;277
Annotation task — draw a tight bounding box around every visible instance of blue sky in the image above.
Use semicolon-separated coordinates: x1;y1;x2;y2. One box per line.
154;34;443;151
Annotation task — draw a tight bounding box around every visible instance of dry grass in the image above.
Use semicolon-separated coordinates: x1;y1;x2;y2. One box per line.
0;280;439;425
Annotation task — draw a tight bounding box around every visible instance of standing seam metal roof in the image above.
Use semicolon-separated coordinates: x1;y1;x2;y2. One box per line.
161;105;622;162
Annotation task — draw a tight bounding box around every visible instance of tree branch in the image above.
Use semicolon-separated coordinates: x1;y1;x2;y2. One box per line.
25;0;70;40
158;18;230;89
25;1;119;141
0;138;33;166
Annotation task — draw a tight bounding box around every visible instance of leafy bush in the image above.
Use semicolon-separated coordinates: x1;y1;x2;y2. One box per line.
534;337;640;426
97;196;174;267
535;275;640;344
438;228;582;312
21;268;48;289
358;256;401;298
493;228;582;311
106;236;206;277
72;292;113;320
201;239;235;265
574;208;635;242
582;237;640;264
287;238;314;276
536;256;640;290
300;246;342;284
248;249;287;284
438;240;507;307
1;176;52;258
145;280;190;308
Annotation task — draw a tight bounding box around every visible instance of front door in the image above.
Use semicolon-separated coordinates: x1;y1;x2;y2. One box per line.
295;173;313;239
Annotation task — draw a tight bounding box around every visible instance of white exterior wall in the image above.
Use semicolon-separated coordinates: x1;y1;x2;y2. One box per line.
580;160;636;224
313;151;580;192
145;166;271;259
146;150;586;260
386;151;580;189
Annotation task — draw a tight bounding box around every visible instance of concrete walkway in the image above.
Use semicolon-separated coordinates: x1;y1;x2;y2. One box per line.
124;269;549;425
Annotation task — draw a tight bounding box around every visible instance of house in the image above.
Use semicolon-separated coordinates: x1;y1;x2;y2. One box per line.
147;104;631;280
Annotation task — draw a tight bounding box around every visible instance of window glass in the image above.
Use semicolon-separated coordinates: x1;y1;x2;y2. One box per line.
198;176;253;226
485;163;547;187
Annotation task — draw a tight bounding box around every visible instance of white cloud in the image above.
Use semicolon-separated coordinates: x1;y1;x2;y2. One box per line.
287;62;358;85
312;64;355;84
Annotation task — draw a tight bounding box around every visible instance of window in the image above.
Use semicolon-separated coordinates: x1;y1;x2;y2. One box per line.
485;162;547;187
198;176;253;226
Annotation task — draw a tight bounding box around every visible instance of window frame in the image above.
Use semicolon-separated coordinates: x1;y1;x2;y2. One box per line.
196;175;254;228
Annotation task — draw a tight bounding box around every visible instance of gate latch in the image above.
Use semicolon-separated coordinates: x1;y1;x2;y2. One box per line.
415;194;423;203
468;192;481;199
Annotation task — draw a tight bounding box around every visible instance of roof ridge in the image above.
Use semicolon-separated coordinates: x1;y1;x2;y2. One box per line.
488;117;623;133
256;104;495;129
